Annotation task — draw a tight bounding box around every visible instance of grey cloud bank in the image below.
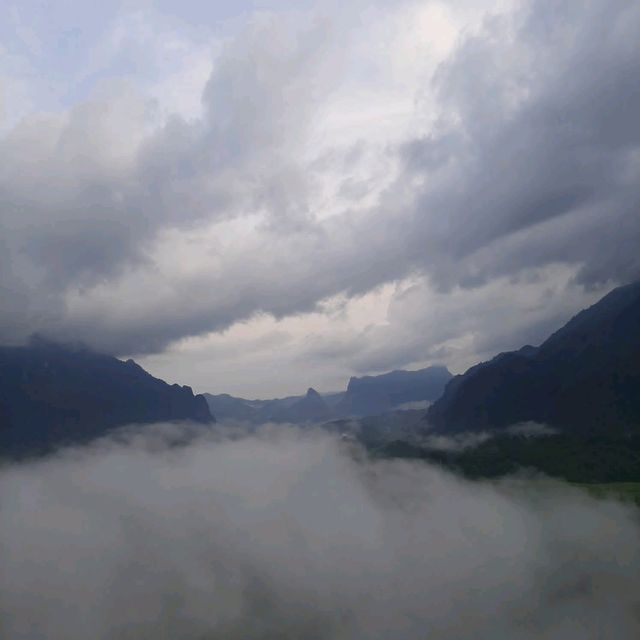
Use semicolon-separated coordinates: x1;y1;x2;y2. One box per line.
2;423;640;639
1;0;639;370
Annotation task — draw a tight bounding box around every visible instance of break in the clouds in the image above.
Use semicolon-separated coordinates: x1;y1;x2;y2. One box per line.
2;424;640;639
1;0;639;393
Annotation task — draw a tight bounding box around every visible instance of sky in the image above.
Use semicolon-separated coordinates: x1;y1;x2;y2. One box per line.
1;0;639;397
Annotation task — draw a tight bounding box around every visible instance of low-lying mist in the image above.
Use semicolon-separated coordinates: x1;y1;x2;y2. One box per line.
2;423;640;639
419;421;559;452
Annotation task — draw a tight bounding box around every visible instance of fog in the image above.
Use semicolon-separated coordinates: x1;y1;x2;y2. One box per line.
421;422;558;452
1;423;639;639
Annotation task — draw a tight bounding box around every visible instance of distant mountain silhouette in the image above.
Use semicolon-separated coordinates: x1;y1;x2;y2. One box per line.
270;388;331;423
201;393;259;423
205;366;452;423
426;281;640;434
0;337;214;458
335;366;452;417
203;391;320;424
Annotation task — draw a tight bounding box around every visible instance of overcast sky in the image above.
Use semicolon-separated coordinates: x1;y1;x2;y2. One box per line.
1;0;639;397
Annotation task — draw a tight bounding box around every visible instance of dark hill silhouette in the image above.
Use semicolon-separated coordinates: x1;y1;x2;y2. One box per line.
0;337;213;458
426;281;640;434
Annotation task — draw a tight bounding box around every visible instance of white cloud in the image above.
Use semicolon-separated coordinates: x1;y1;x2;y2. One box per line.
2;425;640;639
300;264;610;377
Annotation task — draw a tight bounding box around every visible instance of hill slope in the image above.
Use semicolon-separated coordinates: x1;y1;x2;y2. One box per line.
0;338;214;457
426;282;640;434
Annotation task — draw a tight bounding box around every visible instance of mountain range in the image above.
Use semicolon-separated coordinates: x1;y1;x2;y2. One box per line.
204;366;452;424
3;280;640;460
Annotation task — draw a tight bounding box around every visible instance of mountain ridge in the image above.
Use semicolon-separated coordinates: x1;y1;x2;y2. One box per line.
426;281;640;435
204;365;452;424
0;337;214;458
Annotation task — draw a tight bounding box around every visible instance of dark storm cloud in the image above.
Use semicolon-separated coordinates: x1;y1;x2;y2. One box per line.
1;0;639;355
2;424;640;639
401;0;640;289
0;15;333;350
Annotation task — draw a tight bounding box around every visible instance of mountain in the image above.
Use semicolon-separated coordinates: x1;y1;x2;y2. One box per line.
335;366;452;417
426;281;640;435
200;393;260;423
204;366;451;424
270;388;331;423
0;338;214;458
204;392;304;424
204;388;332;424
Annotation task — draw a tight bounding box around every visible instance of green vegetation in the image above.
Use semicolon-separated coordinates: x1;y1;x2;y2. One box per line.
372;434;640;486
573;482;640;506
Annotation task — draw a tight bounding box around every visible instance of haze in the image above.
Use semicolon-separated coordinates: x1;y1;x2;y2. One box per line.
2;424;640;639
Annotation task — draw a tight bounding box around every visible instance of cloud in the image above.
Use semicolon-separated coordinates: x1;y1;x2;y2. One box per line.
421;431;494;452
2;423;640;639
300;264;609;377
403;0;640;290
506;421;558;438
0;0;639;372
420;421;558;452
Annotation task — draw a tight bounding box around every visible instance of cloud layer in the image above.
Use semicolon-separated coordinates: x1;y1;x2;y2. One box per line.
2;424;640;639
1;0;639;391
